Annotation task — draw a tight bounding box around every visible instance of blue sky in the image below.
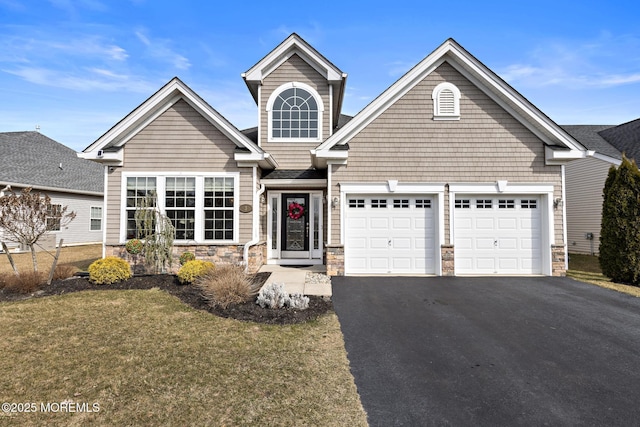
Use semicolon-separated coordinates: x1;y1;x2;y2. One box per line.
1;0;639;152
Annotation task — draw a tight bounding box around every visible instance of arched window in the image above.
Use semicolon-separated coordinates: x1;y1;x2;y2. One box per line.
432;82;461;120
267;83;323;141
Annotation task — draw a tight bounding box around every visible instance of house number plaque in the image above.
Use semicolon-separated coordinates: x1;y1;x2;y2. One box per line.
239;204;252;213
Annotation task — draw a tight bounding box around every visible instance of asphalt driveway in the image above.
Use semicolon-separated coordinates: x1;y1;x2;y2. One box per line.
332;276;640;426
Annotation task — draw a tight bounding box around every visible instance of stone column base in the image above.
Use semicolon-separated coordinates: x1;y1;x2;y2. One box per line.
441;244;455;276
325;244;345;276
551;245;566;276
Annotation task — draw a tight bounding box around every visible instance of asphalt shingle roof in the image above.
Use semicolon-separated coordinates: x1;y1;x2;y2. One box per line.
598;118;640;163
0;131;103;194
561;125;620;160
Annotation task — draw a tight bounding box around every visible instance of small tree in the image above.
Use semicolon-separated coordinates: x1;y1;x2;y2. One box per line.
600;155;640;285
0;188;76;272
134;195;175;273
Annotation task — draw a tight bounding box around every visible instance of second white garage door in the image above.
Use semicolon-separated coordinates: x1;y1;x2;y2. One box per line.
454;196;542;275
345;196;436;274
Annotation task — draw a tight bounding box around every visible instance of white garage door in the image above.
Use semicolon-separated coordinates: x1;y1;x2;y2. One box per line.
454;196;542;275
345;196;436;274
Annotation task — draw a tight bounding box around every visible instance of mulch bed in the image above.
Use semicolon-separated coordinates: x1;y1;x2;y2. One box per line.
0;273;333;325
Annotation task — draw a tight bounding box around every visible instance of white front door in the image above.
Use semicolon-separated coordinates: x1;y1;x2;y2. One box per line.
454;196;542;275
267;192;323;264
344;195;436;274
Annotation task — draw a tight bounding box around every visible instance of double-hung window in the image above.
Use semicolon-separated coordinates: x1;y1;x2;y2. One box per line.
165;177;196;240
125;177;157;239
46;204;62;231
123;174;237;243
204;177;234;241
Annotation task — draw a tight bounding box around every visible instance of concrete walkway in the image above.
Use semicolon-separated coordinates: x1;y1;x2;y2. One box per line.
258;264;332;296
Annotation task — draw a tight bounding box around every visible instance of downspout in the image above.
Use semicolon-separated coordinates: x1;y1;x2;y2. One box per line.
561;164;568;271
102;166;108;259
244;165;266;273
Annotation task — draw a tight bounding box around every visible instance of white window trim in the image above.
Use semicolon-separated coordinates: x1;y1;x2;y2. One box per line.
266;81;324;143
90;205;103;232
432;82;461;120
120;172;240;244
47;203;63;232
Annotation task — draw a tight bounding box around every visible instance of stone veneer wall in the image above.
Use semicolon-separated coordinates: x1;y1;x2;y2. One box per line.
551;245;566;277
441;245;455;276
106;244;260;274
325;244;344;276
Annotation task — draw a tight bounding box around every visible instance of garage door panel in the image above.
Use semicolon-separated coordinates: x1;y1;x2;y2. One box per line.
392;217;411;229
499;237;517;250
370;237;389;249
347;237;367;249
476;218;495;229
345;195;436;275
393;237;411;250
475;257;496;270
370;217;389;229
457;217;473;230
497;218;517;230
455;195;542;275
476;238;495;250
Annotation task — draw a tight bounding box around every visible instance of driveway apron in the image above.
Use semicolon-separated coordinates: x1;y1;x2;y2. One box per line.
332;276;640;426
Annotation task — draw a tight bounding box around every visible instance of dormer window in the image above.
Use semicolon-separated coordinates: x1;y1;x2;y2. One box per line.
267;82;323;141
432;82;461;120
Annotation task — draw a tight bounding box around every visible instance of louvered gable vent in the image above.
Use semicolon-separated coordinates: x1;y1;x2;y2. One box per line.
438;89;456;115
432;82;461;120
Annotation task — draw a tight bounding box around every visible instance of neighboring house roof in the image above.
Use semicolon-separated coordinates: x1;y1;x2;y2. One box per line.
561;125;620;161
312;38;587;168
80;77;277;169
0;131;103;195
598;118;640;163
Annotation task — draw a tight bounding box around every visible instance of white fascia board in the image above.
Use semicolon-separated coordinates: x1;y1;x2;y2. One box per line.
340;182;446;194
260;179;327;188
0;180;103;197
449;182;554;194
234;151;278;169
545;146;591;164
310;149;348;168
77;150;123;166
591;152;622;165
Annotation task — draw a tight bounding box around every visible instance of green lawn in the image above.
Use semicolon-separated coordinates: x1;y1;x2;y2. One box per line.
0;290;367;426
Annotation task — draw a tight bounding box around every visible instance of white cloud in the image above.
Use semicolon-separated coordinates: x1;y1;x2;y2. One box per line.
3;66;156;93
135;28;191;70
499;35;640;89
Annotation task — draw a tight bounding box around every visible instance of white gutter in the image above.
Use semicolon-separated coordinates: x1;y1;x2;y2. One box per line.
244;165;266;272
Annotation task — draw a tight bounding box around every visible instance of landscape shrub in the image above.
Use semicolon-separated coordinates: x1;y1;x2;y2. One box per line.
256;282;290;309
125;239;144;255
177;260;215;284
287;293;310;310
600;155;640;285
196;264;255;308
0;271;46;293
88;256;132;285
179;251;196;265
52;264;78;281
